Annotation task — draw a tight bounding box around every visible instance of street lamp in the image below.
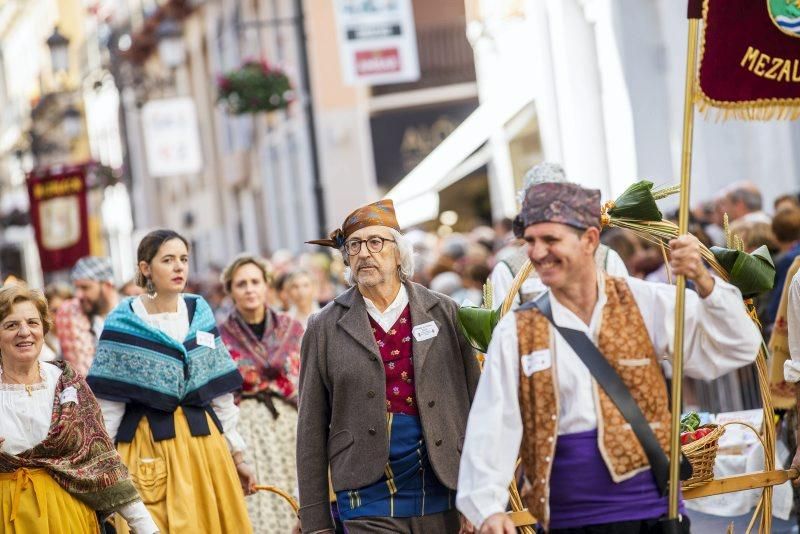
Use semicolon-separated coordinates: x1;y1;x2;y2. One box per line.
46;27;70;74
62;105;82;140
155;17;185;69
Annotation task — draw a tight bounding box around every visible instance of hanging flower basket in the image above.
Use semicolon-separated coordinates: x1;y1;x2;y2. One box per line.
217;60;294;115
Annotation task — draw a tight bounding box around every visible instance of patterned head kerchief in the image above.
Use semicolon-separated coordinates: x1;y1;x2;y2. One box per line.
513;182;601;238
70;256;114;283
307;199;401;248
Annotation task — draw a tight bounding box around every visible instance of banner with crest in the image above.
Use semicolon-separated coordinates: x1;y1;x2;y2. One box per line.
697;0;800;119
27;164;90;273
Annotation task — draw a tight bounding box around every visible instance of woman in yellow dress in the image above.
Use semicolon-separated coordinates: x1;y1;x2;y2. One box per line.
0;284;157;533
87;229;255;533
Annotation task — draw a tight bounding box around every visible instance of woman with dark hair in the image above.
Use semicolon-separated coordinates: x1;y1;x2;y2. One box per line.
219;254;304;532
87;229;254;533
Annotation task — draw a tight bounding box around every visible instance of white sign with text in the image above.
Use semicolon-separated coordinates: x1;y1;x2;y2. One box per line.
142;97;203;177
334;0;420;86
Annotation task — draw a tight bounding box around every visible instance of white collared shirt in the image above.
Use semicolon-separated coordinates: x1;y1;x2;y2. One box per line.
363;285;409;333
456;274;762;528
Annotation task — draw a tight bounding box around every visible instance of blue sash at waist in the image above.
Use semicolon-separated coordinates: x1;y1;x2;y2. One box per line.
336;413;453;520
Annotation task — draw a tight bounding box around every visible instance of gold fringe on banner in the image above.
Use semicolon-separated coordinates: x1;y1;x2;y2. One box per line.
695;96;800;122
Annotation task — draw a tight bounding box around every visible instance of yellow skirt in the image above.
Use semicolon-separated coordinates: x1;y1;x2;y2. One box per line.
114;407;252;534
0;468;99;534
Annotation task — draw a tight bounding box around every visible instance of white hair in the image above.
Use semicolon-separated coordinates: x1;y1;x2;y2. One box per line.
343;228;415;286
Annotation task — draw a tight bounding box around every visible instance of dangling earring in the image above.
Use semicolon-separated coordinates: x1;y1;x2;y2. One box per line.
145;277;158;300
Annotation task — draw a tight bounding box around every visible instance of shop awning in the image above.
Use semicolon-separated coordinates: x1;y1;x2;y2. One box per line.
385;88;534;228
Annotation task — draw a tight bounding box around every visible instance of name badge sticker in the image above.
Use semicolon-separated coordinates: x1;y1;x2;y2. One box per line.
521;349;551;376
60;386;78;405
412;321;439;342
197;331;216;348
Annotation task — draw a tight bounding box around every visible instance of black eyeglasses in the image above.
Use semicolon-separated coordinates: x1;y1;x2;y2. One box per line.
344;237;396;256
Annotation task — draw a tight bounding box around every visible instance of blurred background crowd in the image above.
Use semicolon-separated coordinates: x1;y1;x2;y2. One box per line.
33;180;799;374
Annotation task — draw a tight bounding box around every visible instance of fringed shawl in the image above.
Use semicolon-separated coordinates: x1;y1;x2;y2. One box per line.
219;307;303;400
87;294;242;411
0;361;139;513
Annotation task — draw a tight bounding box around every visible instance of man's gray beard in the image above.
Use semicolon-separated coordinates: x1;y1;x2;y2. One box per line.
357;269;387;288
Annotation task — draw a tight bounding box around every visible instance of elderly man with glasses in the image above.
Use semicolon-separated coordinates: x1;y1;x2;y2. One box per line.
297;200;481;534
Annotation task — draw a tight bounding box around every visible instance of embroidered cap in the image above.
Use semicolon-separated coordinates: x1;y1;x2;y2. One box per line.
307;199;401;249
70;256;114;283
513;182;601;237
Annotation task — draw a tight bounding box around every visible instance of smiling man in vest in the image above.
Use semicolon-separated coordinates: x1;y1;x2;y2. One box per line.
297;200;481;533
456;181;762;533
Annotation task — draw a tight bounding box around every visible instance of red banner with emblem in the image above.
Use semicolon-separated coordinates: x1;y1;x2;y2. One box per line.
27;164;90;272
697;0;800;119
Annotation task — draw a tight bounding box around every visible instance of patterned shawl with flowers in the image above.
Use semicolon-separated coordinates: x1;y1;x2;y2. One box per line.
220;307;304;401
0;361;140;513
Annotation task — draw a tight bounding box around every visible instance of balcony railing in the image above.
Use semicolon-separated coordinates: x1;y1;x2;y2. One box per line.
371;19;476;96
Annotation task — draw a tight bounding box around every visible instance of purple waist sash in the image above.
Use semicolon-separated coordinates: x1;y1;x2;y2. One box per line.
548;429;684;529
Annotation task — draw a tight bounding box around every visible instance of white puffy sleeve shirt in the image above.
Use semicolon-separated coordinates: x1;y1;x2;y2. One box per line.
0;362;157;533
97;296;246;454
783;271;800;382
456;275;762;528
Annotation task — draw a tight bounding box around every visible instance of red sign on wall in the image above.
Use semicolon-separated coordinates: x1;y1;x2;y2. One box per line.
355;48;402;76
26;164;90;272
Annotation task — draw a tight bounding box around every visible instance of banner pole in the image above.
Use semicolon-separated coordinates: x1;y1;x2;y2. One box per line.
668;12;700;522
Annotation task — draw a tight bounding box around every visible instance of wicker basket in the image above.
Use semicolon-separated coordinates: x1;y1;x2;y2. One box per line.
680;424;726;489
680;420;765;490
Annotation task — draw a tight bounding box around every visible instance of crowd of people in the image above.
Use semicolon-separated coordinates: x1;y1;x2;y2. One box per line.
1;162;800;533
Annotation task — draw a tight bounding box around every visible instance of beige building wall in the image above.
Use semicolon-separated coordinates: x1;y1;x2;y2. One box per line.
305;0;378;230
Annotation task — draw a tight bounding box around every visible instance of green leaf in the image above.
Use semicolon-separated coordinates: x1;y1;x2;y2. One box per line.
607;180;663;222
457;305;500;353
680;412;700;433
710;244;775;297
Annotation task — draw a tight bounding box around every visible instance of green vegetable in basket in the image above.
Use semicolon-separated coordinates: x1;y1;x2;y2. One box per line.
680;412;701;433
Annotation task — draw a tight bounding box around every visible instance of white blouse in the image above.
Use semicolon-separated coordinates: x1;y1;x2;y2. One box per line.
98;296;246;454
0;361;157;533
0;362;60;455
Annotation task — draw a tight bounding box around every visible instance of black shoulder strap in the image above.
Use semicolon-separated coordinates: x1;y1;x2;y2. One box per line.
529;292;691;495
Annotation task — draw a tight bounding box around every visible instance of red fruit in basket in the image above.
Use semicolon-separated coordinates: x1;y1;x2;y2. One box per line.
693;428;712;440
680;432;694;445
